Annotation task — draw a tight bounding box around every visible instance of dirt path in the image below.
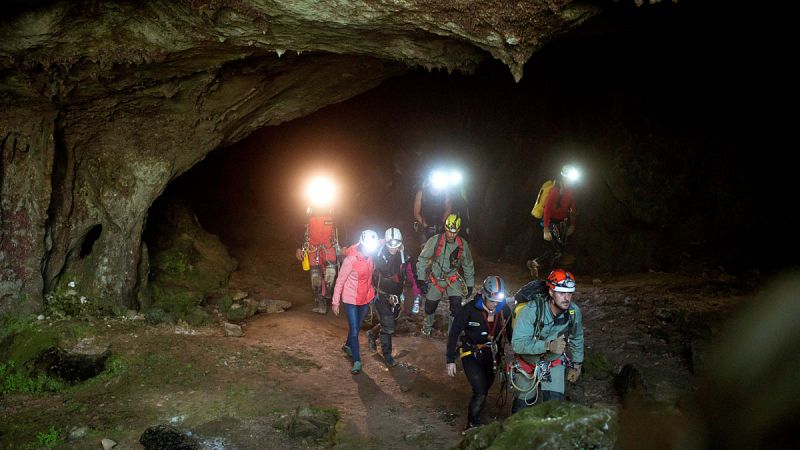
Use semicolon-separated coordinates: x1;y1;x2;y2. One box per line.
0;238;753;449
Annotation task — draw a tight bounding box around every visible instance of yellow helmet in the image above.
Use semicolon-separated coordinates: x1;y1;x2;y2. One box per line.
444;214;462;233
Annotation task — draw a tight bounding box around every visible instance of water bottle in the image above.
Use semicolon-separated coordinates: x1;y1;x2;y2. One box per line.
412;295;421;314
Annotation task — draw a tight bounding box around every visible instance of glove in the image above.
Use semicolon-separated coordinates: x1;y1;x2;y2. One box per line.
547;335;566;354
543;228;552;241
466;286;473;297
418;279;428;295
446;362;457;377
295;248;304;261
567;225;575;236
567;363;582;382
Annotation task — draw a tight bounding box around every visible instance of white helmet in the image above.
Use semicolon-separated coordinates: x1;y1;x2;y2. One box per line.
359;229;380;254
385;227;402;249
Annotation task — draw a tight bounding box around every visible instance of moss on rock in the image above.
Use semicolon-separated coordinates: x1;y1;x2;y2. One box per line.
460;401;618;449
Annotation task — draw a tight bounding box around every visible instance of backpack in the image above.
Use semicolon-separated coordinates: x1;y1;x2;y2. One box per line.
531;180;556;219
511;280;549;330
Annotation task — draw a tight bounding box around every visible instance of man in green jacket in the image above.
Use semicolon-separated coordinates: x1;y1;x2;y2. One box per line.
510;268;584;412
416;213;475;336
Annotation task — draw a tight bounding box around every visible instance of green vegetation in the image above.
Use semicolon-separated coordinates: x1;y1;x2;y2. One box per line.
35;426;61;448
0;361;65;395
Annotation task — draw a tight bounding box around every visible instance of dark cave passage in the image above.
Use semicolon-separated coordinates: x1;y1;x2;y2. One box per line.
145;0;790;280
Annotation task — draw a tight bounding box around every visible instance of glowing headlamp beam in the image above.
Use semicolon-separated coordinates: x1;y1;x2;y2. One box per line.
306;176;336;206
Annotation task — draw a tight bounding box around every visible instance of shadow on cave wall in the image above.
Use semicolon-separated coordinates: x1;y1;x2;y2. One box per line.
145;0;791;277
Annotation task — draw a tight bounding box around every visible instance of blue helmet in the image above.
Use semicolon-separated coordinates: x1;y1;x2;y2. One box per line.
482;275;506;302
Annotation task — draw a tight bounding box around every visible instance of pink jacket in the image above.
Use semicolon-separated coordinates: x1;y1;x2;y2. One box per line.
332;245;375;307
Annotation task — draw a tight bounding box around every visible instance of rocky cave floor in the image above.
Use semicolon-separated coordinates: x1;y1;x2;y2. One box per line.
0;237;754;450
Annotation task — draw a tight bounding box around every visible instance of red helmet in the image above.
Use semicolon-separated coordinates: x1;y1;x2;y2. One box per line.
547;268;576;293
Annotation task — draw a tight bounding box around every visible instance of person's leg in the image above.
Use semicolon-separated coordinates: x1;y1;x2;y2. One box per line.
369;295;391;353
343;304;361;361
318;263;336;314
310;266;323;313
511;369;540;413
541;390;565;401
422;287;442;335
376;296;398;366
540;364;566;401
350;303;370;362
461;351;492;428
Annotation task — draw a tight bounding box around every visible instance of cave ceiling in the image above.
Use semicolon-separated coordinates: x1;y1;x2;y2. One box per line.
0;1;601;313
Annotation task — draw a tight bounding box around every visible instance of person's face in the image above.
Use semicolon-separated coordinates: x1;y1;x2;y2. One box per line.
485;299;499;311
445;229;458;241
388;246;399;255
550;290;573;311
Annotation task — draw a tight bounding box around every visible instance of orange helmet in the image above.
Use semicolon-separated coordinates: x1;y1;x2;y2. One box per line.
547;268;576;293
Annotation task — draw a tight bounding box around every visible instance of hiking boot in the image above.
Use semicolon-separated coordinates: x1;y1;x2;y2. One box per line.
384;355;397;368
342;345;352;358
462;422;478;435
421;328;431;337
350;361;362;374
366;330;377;352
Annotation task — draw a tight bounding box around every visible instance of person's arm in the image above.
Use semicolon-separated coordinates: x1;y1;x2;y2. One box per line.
296;223;308;260
413;190;425;225
512;303;548;356
404;256;422;296
446;306;470;364
461;241;475;290
568;305;584;364
543;185;559;229
332;256;353;308
416;236;435;281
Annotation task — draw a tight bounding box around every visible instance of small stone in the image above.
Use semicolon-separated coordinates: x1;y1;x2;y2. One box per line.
68;426;88;440
37;314;45;320
592;278;602;286
232;290;248;301
224;322;243;337
101;438;117;450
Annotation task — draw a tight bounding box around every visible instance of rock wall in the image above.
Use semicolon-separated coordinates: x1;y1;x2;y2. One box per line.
1;1;599;314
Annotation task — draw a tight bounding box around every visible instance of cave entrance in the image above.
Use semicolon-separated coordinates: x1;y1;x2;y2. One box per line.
140;0;770;325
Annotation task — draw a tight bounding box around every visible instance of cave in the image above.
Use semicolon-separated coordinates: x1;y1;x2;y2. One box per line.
1;1;797;449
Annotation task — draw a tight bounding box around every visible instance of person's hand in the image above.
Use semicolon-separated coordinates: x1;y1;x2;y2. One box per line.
547;335;566;354
567;363;582;382
567;225;575;236
466;286;473;297
295;248;304;261
332;303;340;316
446;363;457;377
543;228;552;241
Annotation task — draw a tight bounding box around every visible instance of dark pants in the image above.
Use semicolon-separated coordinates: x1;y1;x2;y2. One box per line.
368;294;402;357
534;220;568;274
424;295;463;317
343;303;370;362
461;347;496;426
511;390;565;414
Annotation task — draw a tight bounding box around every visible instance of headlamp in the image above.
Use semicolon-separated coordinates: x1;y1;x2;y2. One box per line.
306;176;336;206
561;166;581;184
430;170;449;191
449;170;463;186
